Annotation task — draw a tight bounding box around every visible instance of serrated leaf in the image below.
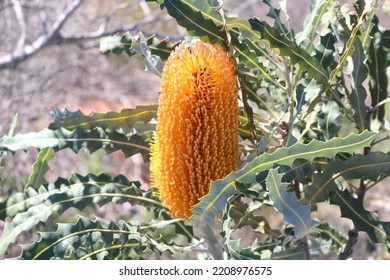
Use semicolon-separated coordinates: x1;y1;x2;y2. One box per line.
19;216;189;260
25;147;54;191
330;190;390;250
249;18;329;85
315;31;338;71
0;173;162;255
192;131;376;226
49;105;157;133
161;0;226;43
0;127;150;161
328;1;377;85
232;35;285;92
316;223;348;250
267;168;318;239
222;202;302;260
297;0;332;52
350;38;369;132
367;20;388;128
317;100;342;139
228;200;281;237
305;152;390;205
240;77;279;119
263;0;290;37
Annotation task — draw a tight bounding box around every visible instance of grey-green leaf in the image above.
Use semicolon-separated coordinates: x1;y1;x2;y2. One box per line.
0;173;162;255
305;152;390;205
330;190;390;250
266;168;318;239
25;147;54;191
0;127;150;161
49;105;157;133
192;131;376;226
350;38;368;132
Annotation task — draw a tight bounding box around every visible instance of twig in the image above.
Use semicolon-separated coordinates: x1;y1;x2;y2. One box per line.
357;146;371;201
0;0;84;69
300;236;311;260
59;13;174;42
338;229;358;260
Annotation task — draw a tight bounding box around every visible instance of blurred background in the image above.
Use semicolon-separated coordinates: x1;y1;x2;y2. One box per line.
0;0;389;259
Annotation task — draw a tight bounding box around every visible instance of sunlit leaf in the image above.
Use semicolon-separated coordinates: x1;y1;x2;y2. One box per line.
297;0;332;52
25;147;54;191
20;216;195;260
193;131;376;226
49;105;157;133
249;18;329;85
0;127;150;161
0;174;162;255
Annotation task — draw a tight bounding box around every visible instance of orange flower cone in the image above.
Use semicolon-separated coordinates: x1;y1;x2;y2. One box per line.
150;40;238;219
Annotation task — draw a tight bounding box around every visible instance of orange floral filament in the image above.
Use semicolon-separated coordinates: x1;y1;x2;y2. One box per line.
150;40;238;219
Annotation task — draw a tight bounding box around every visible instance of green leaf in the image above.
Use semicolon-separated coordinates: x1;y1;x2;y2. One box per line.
267;168;318;239
330;190;390;250
20;216;193;260
222;202;303;260
192;131;376;226
316;223;348;251
161;0;226;43
262;0;290;38
315;31;338;71
297;0;332;52
249;18;329;85
233;35;283;91
227;198;281;237
240;78;279;119
316;100;342;139
0;173;162;256
25;147;54;191
305;152;390;205
383;30;390;48
49;105;157;133
0;127;150;161
328;1;377;85
350;38;369;132
367;19;389;128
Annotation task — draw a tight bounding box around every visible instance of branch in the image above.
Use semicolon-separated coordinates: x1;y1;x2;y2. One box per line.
300;236;311;260
0;0;84;69
59;13;180;43
11;0;27;53
338;229;358;260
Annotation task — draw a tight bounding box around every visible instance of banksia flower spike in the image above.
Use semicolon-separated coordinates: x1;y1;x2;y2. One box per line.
150;40;238;219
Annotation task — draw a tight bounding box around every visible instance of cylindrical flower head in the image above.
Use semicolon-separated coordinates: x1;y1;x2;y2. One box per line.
150;40;238;219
